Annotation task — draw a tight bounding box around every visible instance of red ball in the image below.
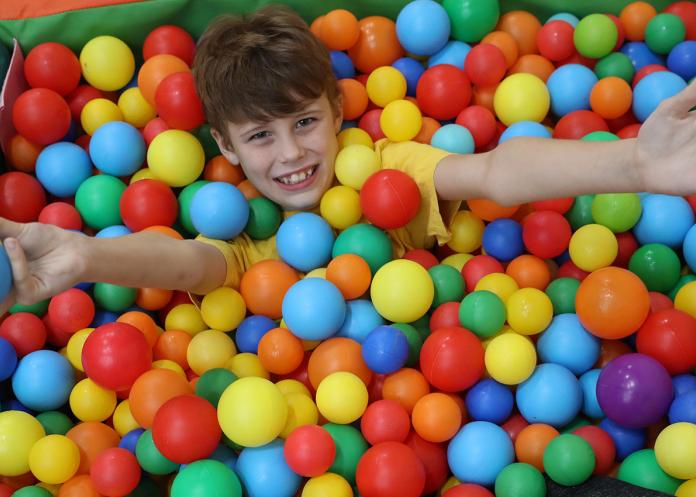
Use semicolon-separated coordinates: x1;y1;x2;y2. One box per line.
402;249;439;269
120;179;178;232
636;309;696;375
607;13;626;50
284;424;336;477
553;110;609;140
356;442;426;497
143;25;196;66
360;169;421;229
633;64;668;87
573;425;616;475
607;110;638;134
420;326;484;392
617;123;641;139
0;172;47;222
501;413;529;443
443;484;495;497
522;210;572;259
361;399;411;445
429;302;461;331
358;108;385;141
152;394;221;464
67;84;103;122
38;202;82;230
649;291;674;314
405;432;449;494
0;484;13;497
461;255;504;292
0;312;47;357
665;1;696;41
43;313;72;348
557;260;589;281
155;72;205;130
82;322;152;391
613;231;639;268
530;197;574;214
12;88;71;145
24;42;81;96
537;20;576;61
464;44;507;87
47;288;95;335
455;106;497;149
142;117;170;145
90;447;141;497
416;65;472;120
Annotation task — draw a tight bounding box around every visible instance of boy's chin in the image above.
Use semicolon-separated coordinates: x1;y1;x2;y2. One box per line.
267;188;322;212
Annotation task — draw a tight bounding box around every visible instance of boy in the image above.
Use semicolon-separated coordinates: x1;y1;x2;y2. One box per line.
1;6;696;313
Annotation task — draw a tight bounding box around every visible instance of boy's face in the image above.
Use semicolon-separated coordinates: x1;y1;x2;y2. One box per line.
213;94;342;211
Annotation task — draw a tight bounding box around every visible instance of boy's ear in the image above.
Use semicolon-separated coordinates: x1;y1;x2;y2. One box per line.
333;95;344;134
211;127;241;166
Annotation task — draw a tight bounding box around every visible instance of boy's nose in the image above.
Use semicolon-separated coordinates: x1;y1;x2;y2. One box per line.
278;134;305;163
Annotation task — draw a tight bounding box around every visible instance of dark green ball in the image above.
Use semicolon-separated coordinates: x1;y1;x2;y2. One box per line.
392;323;423;367
178;180;209;235
10;299;49;316
171;460;242;497
566;195;595;231
36;411;74;435
545;277;580;315
442;0;499;42
428;264;465;308
244;197;282;240
543;434;595;486
595;52;635;83
670;274;696;300
195;124;222;161
645;13;686;54
195;368;237;407
459;290;506;338
332;224;392;276
495;463;546;497
135;429;179;475
323;423;368;484
629;243;681;293
93;283;137;312
618;449;681;494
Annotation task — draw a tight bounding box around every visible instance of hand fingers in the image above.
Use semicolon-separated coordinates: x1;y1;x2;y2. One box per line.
3;238;38;305
656;80;696;119
0;289;17;317
0;217;24;239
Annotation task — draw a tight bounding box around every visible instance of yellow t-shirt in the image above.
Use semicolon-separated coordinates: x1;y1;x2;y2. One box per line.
198;139;461;289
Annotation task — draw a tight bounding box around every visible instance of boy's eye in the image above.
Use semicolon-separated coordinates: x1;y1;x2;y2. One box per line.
248;130;270;141
296;117;316;128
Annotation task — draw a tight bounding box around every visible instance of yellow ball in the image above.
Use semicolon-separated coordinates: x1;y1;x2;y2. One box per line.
677;479;696;497
303;473;353;497
316;372;368;424
506;288;553;335
217;377;288;447
66;328;93;372
69;378;116;422
276;379;312;398
334;145;381;190
152;359;186;377
441;253;474;272
201;287;246;331
226;352;270;379
675;282;696;319
305;268;327;279
28;435;80;485
485;332;537;385
81;98;124;135
441;476;461;494
494;73;550;126
371;259;434;322
569;223;618;272
380;99;422;142
165;303;207;335
320;185;362;230
0;411;46;476
338;127;374;150
187;329;237;376
448;210;485;253
113;400;140;436
148;130;205;187
118;87;156;128
280;392;319;438
80;35;135;91
366;66;407;107
130;168;157;183
655;422;696;480
475;273;519;303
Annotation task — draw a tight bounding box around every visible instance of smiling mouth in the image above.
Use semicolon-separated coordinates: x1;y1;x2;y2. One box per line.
273;165;318;186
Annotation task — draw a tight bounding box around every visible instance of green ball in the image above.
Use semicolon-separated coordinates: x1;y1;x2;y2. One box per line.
670;273;696;300
171;459;242;497
409;314;431;342
595;52;635;83
629;243;681;293
574;14;618;59
459;290;506;338
196;124;222;161
495;463;546;497
582;131;620;142
645;13;686;55
332;224;392;276
566;195;595;231
392;323;423;367
12;487;53;497
428;264;465;308
75;175;126;230
618;449;682;494
561;415;592;433
9;299;49;316
324;423;368;484
545;277;580;315
244;197;282;240
442;0;499;42
36;411;74;435
543;433;595;486
195;368;237;407
93;283;137;312
178;180;209;235
136;429;180;475
591;193;642;233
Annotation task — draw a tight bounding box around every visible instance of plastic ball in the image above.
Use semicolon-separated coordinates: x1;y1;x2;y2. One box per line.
547;64;597;117
12;350;75;411
28;434;80;484
428;40;471;70
244;197;281;239
568;223;618;272
75;174;127;229
360;399;410;445
369;259;432;322
189;181;249;239
465;378;513;424
357;441;426;497
80;36;134;91
448;421;513;486
396;0;450;56
0;411;46;476
633;71;687;122
634;193;694;248
629;243;681;293
119;179;177;231
361;325;409;375
24;42;80;95
645;13;686;55
537;20;576;61
276;213;334;272
348;16;404;74
417;64;472;120
334;144;381;190
128;368;193;429
495;463;545;497
442;0;500;42
236;439;301;497
69;378;117;422
366;66;407;107
47;287;95;335
498;120;551;143
303;473;352;497
34;142;91;198
318;9;360;52
543;434;595;486
360;169;421;230
637;309;696;375
482;218;524;262
117;87;157;128
284;424;336;477
591;193;642;233
90;447;144;497
494;73;550;125
380;99;422;142
316;371;368;424
147;129;204;187
12;88;71;145
653;422;696;480
459;291;505;339
431;124;475;154
537;313;600;375
326;253;371;300
89;121;146;176
506;288;553;336
517;363;583;427
80;97;123;135
143;25;196;65
618;449;681;495
282;278;345;340
668;41;696;81
420;326;484;392
240;260;299;320
574;14;618;59
155;71;205;130
392;57;426;97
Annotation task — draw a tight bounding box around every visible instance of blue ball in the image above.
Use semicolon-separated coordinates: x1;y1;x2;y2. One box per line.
89;121;146;176
3;399;33;414
119;428;145;454
396;0;450;56
428;41;471;70
667;40;696;81
499;121;551;144
35;142;92;198
537;313;600;375
621;41;665;71
393;57;426;96
191;182;249;240
331;51;356;79
361;325;409;374
0;337;17;381
465;379;514;424
683;225;696;273
207;444;238;471
0;245;12;302
673;373;696;397
599;418;646;461
12;350;75;411
547;64;598;117
236;315;276;354
430;124;475;154
633;70;686;122
516;363;583;428
337;299;385;343
340;120;357;130
579;369;605;419
482;218;524;262
633;194;694;248
546;13;580;27
60;120;79;143
276;213;334;272
236;440;301;497
91;310;119;327
669;390;696;424
95;225;132;238
282;278;346;340
447;421;514;486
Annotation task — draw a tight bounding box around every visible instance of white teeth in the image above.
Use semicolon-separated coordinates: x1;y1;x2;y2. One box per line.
276;166;316;185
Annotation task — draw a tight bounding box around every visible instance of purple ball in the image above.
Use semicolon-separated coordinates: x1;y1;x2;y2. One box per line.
597;353;673;428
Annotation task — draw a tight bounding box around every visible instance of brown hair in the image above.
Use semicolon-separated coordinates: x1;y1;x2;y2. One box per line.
194;5;341;148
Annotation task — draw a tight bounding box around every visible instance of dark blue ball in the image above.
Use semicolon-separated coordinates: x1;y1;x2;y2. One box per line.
465;378;514;424
331;51;356;79
235;315;276;353
482;218;524;262
361;325;409;374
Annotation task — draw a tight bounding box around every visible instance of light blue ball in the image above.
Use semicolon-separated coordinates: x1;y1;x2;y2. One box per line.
95;225;132;238
579;369;605;419
35;142;92;197
236;440;301;497
516;363;583;428
331;51;355;79
396;0;451;56
0;245;12;302
276;212;334;272
633;194;694;248
337;299;385;343
683;224;696;273
537;313;600;375
546;12;580;27
89;121;146;176
361;325;409;374
393;57;426;96
282;278;346;340
430;124;475;154
12;350;75;411
499;121;551;144
191;182;249;240
447;421;514;486
428;40;471;70
547;64;598;117
0;337;17;381
633;71;687;122
621;41;665;71
465;379;514;424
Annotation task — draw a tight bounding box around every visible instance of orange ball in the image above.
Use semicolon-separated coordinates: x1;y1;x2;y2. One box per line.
136;287;173;311
411;392;462;443
339;78;369;121
128;368;193;428
7;134;42;173
142;225;184;239
576;266;650;339
310;16;324;38
468;198;519;221
348;16;404;74
204;155;245;185
595;339;633;368
515;423;560;471
258;327;305;375
481;31;519;68
237;179;262;200
240;260;300;320
620;1;657;41
382;367;430;414
58;474;101;497
414;116;442;144
307;337;372;389
505;254;551;290
137;54;190;105
497;10;542;56
66;422;120;474
117;311;160;348
326;253;372;300
319;9;360;51
590;77;633;120
153;330;192;370
509;54;555;82
472;84;498;113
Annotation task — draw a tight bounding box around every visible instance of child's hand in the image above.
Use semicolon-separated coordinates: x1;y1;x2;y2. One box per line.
635;80;696;196
0;218;88;315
